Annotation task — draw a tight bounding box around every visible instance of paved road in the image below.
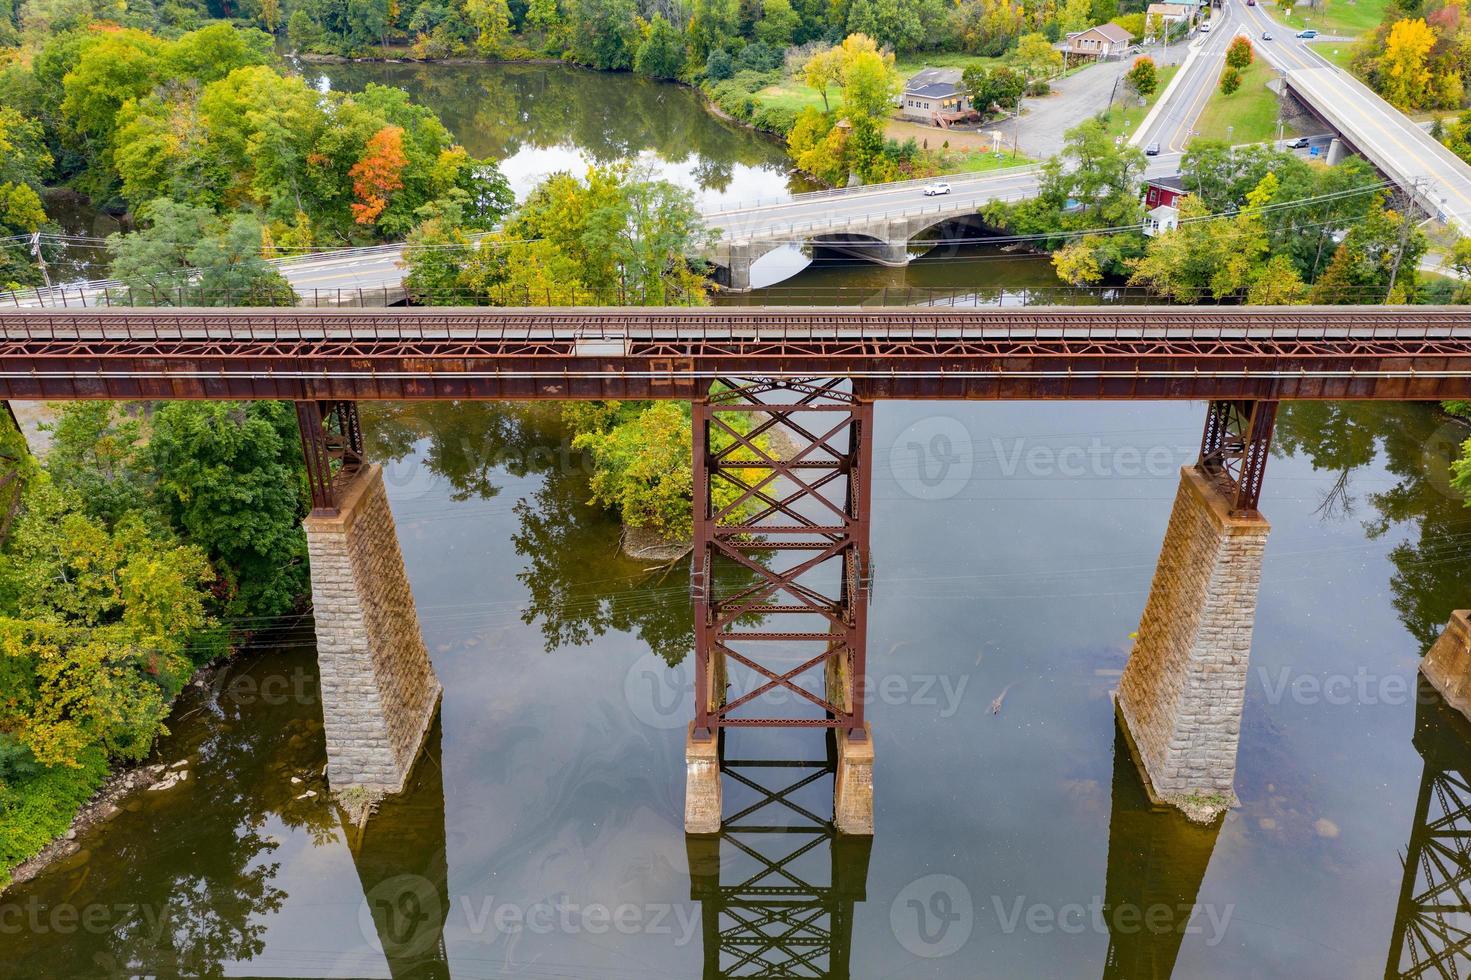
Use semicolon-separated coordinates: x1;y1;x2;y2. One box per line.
1135;7;1248;152
1238;1;1471;234
12;155;1188;307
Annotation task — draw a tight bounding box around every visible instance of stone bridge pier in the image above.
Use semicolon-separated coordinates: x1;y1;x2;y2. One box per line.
1117;400;1277;818
297;400;442;798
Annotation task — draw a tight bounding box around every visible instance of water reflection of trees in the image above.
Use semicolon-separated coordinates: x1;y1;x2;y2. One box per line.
1274;402;1471;647
0;648;336;977
301;62;794;188
362;402;769;666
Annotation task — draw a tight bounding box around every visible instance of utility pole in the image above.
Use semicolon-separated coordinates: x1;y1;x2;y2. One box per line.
1386;177;1423;302
28;232;50;289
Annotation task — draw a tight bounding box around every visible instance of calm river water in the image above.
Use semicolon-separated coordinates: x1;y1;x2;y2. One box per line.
10;63;1471;979
1;398;1470;978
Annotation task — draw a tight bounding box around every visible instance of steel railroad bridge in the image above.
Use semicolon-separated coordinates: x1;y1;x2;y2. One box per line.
9;304;1471;847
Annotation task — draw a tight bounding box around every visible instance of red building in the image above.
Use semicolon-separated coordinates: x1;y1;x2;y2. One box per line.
1144;175;1190;209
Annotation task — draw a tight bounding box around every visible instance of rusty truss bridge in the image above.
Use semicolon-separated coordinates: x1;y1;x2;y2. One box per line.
7;304;1471;840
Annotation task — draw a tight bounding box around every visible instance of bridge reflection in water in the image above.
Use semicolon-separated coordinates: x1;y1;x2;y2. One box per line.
1386;677;1471;979
1102;724;1224;979
686;751;871;979
345;714;451;980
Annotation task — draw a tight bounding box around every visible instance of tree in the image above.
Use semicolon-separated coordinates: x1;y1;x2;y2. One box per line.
446;163;711;305
1376;17;1435;110
846;0;925;53
350;124;408;225
1219;65;1241;95
464;0;512;53
963;64;1026;114
706;47;736;81
756;0;800;45
1225;35;1253;71
1443;236;1471;301
571;0;640;69
1125;55;1157;98
634;14;686;79
801;44;843;112
106;200;297;306
837;33;901;121
0;478;213;768
144;401;309;618
1012;31;1063;79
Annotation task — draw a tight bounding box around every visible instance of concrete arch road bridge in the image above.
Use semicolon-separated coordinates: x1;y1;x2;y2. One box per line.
8;158;1189;308
9;305;1471;840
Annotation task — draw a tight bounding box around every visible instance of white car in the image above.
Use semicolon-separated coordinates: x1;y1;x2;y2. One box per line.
923;181;952;196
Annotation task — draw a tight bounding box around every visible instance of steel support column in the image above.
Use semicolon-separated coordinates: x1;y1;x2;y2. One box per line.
691;379;874;740
1197;399;1278;515
295;399;365;516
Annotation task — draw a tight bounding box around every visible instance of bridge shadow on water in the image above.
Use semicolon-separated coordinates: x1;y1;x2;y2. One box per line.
686;748;870;979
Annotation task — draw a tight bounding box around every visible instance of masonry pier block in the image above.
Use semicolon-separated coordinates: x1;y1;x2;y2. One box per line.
1422;611;1471;721
685;725;722;834
306;463;441;796
834;725;874;835
1116;467;1269;813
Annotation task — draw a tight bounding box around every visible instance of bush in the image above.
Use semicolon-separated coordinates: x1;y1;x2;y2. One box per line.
735;40;784;72
1219;66;1241;95
1025;79;1050;96
751;104;799;133
0;746;108;886
705;48;735;81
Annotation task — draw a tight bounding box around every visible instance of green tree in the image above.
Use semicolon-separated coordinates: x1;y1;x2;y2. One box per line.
634;14;687;79
756;0;800;45
1012;31;1063;79
0;478;213;768
144;401;309;618
963;64;1026;114
1219;65;1241;95
464;0;512;53
106;200;297;306
571;0;640;69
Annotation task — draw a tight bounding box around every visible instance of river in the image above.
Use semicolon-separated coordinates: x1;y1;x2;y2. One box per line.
7;62;1471;979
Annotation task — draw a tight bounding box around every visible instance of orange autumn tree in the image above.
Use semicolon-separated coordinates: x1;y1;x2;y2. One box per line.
350;125;408;225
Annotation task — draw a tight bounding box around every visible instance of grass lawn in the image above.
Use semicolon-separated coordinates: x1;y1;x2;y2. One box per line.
894;53;1007;76
1193;58;1295;144
1098;64;1181;141
947;148;1038;171
1268;0;1388;36
1308;40;1357;68
752;80;830;115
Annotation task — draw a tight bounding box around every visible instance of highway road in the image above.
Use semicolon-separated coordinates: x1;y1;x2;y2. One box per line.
1135;5;1248;152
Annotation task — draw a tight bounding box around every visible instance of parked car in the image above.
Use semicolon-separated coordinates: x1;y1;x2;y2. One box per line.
1287;136;1311;149
1261;30;1273;40
1296;28;1318;38
1145;142;1161;156
1199;21;1211;31
923;181;952;196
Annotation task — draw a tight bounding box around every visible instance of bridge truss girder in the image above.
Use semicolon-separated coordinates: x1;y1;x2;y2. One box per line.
691;378;873;739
